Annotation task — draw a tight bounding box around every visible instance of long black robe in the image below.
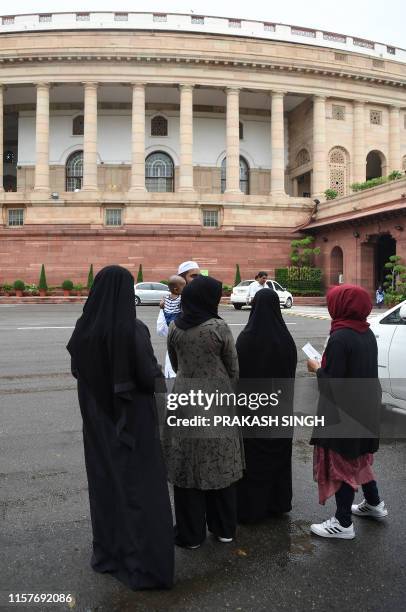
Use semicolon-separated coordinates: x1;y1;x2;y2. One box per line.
235;289;297;522
67;266;174;590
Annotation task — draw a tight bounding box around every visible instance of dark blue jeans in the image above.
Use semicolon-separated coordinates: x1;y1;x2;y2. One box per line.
335;480;380;527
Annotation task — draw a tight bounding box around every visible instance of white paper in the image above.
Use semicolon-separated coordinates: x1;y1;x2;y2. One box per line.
302;342;322;361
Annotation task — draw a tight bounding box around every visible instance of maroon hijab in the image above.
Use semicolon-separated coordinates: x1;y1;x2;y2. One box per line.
321;284;372;367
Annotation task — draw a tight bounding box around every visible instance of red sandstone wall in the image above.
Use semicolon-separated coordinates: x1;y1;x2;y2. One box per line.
0;226;295;285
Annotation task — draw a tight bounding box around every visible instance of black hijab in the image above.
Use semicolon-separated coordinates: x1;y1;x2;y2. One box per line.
67;265;137;420
236;289;297;379
175;275;222;330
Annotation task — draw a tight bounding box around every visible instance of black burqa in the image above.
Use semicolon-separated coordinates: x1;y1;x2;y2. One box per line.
67;265;174;590
235;289;297;522
175;275;222;330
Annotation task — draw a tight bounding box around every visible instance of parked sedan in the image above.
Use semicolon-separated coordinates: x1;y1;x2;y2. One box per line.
134;282;169;305
370;300;406;412
230;279;293;309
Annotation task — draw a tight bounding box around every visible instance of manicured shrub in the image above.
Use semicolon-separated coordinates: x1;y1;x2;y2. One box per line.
276;267;323;295
62;279;74;291
324;188;338;200
38;264;48;291
87;264;94;290
13;279;25;291
234;264;241;286
137;264;143;283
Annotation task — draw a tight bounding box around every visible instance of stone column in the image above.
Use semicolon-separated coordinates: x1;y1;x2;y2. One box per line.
129;83;146;192
225;87;241;194
312;95;326;198
353;100;366;184
83;82;98;191
270;91;286;196
0;85;3;193
389;105;401;172
34;83;50;192
178;84;194;192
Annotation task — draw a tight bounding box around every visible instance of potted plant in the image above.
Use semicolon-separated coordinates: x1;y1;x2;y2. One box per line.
38;264;48;297
62;279;74;297
87;264;94;292
74;283;84;296
14;279;25;297
25;283;39;296
2;283;12;297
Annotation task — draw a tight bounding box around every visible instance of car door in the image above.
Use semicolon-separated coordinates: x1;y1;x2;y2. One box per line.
387;307;406;400
373;309;398;394
135;282;153;303
150;283;169;303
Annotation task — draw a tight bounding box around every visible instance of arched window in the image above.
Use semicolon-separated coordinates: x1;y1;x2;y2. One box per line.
145;151;174;192
328;146;349;196
330;246;344;285
366;150;386;180
66;150;83;191
72;115;84;136
151;115;168;137
295;148;311;167
221;156;250;194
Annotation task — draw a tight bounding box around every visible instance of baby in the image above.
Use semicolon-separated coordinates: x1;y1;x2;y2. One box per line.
161;275;186;325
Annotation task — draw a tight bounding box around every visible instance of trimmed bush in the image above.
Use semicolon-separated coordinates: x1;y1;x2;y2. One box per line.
62;279;74;291
13;279;25;291
276;266;323;294
234;264;241;286
87;264;94;290
324;188;338;200
38;264;48;291
137;264;143;283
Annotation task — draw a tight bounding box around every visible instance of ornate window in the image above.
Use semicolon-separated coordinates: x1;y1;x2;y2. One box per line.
387;46;396;55
76;13;90;21
8;208;24;226
370;110;382;125
203;210;219;228
145;152;174;192
229;19;241;28
191;16;204;24
264;23;275;32
2;16;15;25
39;14;52;23
151;115;168;137
114;13;128;21
332;105;345;120
105;209;122;226
221;156;250;194
295;148;311;167
66;150;83;192
324;32;346;43
328;147;349;197
72;115;84;136
291;27;316;38
153;14;167;22
354;38;374;50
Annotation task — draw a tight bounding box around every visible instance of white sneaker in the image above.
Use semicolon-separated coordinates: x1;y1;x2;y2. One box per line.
217;536;233;543
351;499;388;519
310;516;355;539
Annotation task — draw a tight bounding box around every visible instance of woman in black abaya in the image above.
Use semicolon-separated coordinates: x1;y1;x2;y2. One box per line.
67;265;174;590
236;289;297;522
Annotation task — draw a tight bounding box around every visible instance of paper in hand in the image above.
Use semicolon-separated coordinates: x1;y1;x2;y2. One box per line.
302;342;322;361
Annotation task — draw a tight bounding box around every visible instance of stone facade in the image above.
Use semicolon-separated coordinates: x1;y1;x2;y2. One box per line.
0;13;405;284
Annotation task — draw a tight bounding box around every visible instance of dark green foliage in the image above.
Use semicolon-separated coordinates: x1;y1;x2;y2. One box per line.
137;264;143;283
87;264;94;290
38;265;47;291
234;264;241;286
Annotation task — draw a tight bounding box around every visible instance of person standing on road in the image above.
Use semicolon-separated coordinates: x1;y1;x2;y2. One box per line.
307;284;388;540
376;285;385;309
67;265;174;590
163;275;244;549
246;271;269;305
236;289;297;522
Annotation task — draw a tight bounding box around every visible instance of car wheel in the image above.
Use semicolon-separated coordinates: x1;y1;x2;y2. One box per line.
135;295;141;306
284;297;292;309
233;304;243;310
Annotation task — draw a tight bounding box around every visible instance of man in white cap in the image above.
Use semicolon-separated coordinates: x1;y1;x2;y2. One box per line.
177;260;200;285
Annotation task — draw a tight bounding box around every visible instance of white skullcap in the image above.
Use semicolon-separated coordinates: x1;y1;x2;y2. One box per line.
178;260;200;275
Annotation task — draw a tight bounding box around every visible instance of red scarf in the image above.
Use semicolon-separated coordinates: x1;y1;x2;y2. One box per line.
321;284;372;367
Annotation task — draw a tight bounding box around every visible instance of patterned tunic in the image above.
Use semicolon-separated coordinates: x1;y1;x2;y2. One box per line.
163;318;244;490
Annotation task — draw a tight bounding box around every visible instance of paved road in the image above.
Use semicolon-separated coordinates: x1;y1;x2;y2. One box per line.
1;305;405;612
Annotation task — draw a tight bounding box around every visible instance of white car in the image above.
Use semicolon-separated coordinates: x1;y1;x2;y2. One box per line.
230;279;293;310
134;282;169;305
370;300;406;413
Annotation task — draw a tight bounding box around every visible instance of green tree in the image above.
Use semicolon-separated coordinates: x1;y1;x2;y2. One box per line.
290;236;320;267
137;264;143;283
234;264;241;286
383;255;406;303
38;264;48;291
87;264;94;290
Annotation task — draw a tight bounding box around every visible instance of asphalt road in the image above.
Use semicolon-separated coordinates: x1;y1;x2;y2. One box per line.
1;304;405;612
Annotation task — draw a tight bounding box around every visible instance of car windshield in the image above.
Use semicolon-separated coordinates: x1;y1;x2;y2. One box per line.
237;280;253;287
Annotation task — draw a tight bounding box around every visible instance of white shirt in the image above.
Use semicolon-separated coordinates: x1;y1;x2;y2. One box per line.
247;280;269;303
156;310;176;378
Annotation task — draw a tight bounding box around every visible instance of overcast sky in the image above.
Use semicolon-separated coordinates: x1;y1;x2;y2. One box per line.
8;0;405;48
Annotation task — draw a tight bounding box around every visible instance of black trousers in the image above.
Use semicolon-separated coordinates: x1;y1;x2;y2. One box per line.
174;484;237;546
335;480;380;528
